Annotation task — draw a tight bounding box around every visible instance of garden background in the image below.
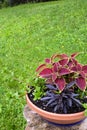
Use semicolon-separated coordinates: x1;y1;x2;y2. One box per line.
0;0;87;129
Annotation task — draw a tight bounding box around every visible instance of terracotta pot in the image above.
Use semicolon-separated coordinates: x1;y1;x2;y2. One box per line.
26;94;85;125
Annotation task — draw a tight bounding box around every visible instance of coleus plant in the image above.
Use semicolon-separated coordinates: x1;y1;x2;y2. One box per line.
36;53;87;92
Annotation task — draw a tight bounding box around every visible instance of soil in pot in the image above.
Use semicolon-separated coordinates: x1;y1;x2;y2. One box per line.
28;90;86;114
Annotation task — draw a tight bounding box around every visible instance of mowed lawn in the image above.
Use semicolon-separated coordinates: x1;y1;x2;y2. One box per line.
0;0;87;129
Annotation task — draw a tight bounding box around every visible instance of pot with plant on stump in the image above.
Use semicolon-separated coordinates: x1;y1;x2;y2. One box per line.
26;53;87;126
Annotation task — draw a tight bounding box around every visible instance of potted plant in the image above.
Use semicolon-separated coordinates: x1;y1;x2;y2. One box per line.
26;53;87;125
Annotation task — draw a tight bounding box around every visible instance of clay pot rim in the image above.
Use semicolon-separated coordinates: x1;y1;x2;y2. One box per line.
26;93;85;119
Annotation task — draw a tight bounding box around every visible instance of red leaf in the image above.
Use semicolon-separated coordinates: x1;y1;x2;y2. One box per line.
71;66;77;72
45;58;51;64
76;77;86;90
59;68;70;76
36;64;46;72
51;54;68;62
55;78;65;91
67;61;74;68
82;65;87;73
71;53;79;58
51;54;58;63
71;59;78;65
80;71;86;78
52;73;57;81
52;62;59;72
76;63;82;71
59;59;68;66
57;54;68;59
39;68;52;78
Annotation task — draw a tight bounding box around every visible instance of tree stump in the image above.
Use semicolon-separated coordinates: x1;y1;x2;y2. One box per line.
23;105;87;130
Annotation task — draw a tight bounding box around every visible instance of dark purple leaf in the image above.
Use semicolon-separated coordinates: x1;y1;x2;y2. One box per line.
60;103;63;109
66;81;75;89
72;98;82;106
63;95;68;98
46;91;54;96
71;93;79;97
67;99;72;107
46;84;57;90
46;92;57;97
46;98;57;106
63;105;67;114
54;105;59;112
50;102;57;107
41;97;52;101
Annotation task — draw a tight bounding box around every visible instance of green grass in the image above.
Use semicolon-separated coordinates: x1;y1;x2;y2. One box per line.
0;0;87;129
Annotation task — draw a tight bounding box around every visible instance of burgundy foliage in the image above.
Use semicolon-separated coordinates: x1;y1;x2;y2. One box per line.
36;53;87;91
